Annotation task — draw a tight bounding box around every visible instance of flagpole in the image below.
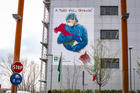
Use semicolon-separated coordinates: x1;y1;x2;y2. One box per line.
57;52;63;89
82;71;85;90
60;52;63;90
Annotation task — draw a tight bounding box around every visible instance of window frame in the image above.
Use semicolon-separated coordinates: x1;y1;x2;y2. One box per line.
100;6;118;15
101;58;120;69
100;29;119;40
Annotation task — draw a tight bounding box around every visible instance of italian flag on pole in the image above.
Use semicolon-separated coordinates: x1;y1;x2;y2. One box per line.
93;59;97;81
58;53;62;82
93;59;97;71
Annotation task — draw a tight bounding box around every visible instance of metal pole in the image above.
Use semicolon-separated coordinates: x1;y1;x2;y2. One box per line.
50;56;53;90
82;71;85;90
45;59;48;93
60;53;63;90
120;0;129;93
11;0;24;93
14;86;17;93
133;68;135;91
129;48;132;92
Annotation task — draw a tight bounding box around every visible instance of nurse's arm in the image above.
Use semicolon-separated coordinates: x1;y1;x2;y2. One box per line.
57;33;73;44
71;28;88;52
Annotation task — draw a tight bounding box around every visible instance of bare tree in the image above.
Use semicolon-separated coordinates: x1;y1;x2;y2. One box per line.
81;40;119;93
0;54;40;93
61;63;82;90
0;54;13;82
65;65;80;89
18;60;40;93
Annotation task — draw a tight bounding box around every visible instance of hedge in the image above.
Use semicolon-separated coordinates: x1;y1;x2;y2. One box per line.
51;89;92;93
50;89;140;93
94;90;140;93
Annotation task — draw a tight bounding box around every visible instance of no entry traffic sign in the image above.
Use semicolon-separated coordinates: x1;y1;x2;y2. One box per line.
11;61;23;73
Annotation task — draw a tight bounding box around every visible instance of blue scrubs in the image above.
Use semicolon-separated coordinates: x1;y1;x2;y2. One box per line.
57;24;88;52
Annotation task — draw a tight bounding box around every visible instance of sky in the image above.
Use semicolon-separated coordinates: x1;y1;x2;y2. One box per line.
0;0;44;62
0;0;44;88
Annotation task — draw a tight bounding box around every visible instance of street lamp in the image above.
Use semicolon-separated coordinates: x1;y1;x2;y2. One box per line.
133;68;136;91
45;54;53;90
129;47;133;92
50;55;53;90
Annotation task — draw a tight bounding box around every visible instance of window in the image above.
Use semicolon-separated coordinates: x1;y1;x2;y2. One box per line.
100;30;119;40
101;58;119;69
100;6;118;15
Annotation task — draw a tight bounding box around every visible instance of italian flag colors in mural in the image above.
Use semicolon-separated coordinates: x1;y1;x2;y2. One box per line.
79;51;91;64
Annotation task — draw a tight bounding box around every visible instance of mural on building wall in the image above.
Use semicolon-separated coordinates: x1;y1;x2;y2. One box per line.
54;13;88;52
52;8;94;65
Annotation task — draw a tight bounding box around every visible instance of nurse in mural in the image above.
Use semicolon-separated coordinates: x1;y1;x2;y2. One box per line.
54;13;88;52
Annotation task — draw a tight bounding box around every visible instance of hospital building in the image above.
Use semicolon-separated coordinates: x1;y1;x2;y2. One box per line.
39;0;140;92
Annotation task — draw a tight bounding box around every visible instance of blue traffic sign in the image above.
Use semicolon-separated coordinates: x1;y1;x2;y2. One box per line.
10;73;22;86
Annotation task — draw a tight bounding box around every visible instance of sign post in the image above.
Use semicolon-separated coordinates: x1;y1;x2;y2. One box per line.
11;0;24;92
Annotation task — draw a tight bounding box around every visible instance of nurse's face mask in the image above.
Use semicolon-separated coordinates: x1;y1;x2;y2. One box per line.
67;20;74;27
67;23;73;27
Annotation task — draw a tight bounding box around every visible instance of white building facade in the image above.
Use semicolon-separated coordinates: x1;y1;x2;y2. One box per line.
44;0;140;91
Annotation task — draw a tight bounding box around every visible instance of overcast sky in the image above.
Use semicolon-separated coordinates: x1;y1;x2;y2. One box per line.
0;0;44;87
0;0;44;63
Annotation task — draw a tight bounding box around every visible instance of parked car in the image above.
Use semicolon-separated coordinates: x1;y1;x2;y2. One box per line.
5;90;31;93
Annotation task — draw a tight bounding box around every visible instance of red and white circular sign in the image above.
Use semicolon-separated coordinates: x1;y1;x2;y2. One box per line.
11;61;23;73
